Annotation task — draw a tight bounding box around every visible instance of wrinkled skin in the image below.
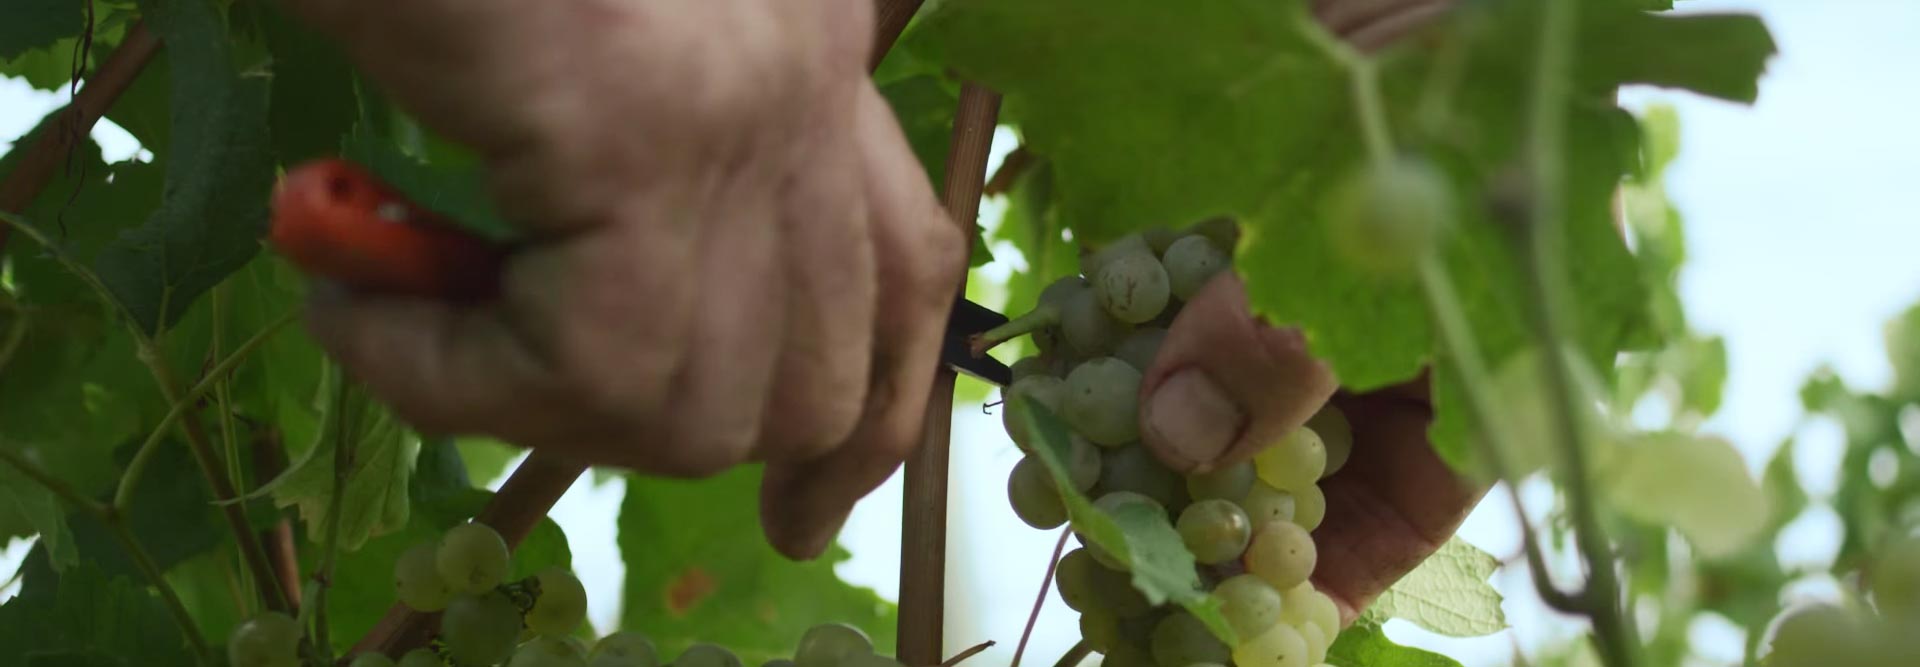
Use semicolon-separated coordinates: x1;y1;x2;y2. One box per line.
286;0;1472;625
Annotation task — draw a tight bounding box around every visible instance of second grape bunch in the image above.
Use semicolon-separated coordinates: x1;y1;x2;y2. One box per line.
985;222;1354;667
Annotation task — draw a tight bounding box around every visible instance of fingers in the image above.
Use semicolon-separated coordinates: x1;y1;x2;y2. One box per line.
1310;387;1485;623
759;85;965;560
1138;275;1339;474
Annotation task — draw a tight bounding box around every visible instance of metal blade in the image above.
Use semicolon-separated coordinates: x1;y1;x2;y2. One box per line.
941;297;1013;387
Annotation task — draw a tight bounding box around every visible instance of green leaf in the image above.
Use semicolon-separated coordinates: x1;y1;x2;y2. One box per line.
880;74;956;190
102;54;173;155
340;124;514;240
261;3;358;164
0;561;194;666
0;0;80;60
1365;538;1506;638
921;0;1345;243
1325;620;1464;667
99;0;274;333
1581;12;1777;104
59;439;230;581
269;382;418;551
1600;432;1768;559
453;438;524;486
0;467;75;570
618;467;896;663
1015;395;1235;644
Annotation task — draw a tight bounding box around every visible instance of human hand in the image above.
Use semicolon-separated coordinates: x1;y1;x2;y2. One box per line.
1137;0;1481;624
282;0;966;560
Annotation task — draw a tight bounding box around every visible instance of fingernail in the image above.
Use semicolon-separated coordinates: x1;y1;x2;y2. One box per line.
1144;369;1244;470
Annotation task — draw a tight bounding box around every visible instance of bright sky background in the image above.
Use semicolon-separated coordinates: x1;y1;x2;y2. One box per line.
4;0;1918;665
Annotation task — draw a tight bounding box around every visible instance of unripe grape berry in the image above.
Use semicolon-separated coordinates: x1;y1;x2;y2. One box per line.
589;631;660;667
527;566;588;636
438;522;511;594
795;623;873;667
1324;156;1453;276
1162;235;1230;301
227;612;303;667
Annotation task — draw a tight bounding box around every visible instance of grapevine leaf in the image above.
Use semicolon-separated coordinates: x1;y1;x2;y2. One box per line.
1581;12;1777;104
0;0;80;60
103;54;173;155
618;467;897;664
340;125;514;240
880;74;955;192
269;382;418;551
98;0;273;333
453;438;524;487
1325;620;1464;667
1364;538;1505;638
1015;396;1236;645
1600;432;1768;559
0;561;193;667
920;0;1346;243
261;3;358;164
56;440;229;581
0;468;75;570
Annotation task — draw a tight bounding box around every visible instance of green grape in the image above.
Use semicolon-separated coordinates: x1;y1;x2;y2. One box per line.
1245;521;1316;590
438;522;512;594
1115;328;1168;373
512;636;589;667
1082;234;1152;279
1094;249;1172;324
1003;376;1068;453
1231;622;1306;667
1096;490;1168;520
1144;227;1184;256
397;649;443;667
795;623;874;667
1162;235;1229;301
1096;445;1186;510
442;592;524;666
1065;435;1105;491
1292;484;1326;533
1100;640;1158;667
1177;500;1253;565
527;566;588;636
1239;482;1296;526
1297;622;1328;665
228;612;303;667
394;563;455;616
1055;548;1104;612
1213;574;1283;639
1186;218;1240;254
1062;284;1133;358
1277;584;1340;637
1305;406;1353;477
1011;356;1052;381
351;653;398;667
1150;612;1230;667
1323;156;1453;276
589;631;660;667
1009;457;1069;529
676;644;743;667
1062;357;1144;445
1873;533;1920;617
1187;463;1256;502
843;654;906;667
1768;605;1871;667
1080;609;1123;652
1253;428;1326;492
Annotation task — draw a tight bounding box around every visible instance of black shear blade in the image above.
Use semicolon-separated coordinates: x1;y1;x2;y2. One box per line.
943;297;1013;387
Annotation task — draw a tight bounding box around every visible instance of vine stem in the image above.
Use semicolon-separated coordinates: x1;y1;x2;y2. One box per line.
114;311;300;510
1011;529;1072;667
0;22;160;253
309;381;355;662
869;0;927;71
1521;0;1635;663
0;448;214;665
899;80;1002;667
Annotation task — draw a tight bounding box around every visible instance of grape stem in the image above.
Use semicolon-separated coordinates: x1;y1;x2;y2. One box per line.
1050;640;1091;667
306;380;357;663
1010;529;1072;667
0;448;214;665
969;304;1061;357
935;641;997;667
1518;0;1637;661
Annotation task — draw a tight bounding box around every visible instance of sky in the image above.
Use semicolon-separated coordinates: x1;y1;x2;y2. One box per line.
4;0;1919;665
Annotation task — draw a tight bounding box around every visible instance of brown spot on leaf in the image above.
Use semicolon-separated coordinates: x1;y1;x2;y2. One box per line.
664;567;716;615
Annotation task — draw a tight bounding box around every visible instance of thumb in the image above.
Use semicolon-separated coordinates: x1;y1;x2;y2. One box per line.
1138;275;1338;473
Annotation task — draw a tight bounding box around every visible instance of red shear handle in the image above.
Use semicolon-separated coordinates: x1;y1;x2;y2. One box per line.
270;159;507;301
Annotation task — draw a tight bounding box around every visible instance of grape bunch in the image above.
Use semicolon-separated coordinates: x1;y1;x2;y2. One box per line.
981;222;1353;667
1765;532;1920;667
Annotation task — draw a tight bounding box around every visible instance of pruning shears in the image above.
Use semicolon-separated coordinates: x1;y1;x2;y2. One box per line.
269;159;1014;388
